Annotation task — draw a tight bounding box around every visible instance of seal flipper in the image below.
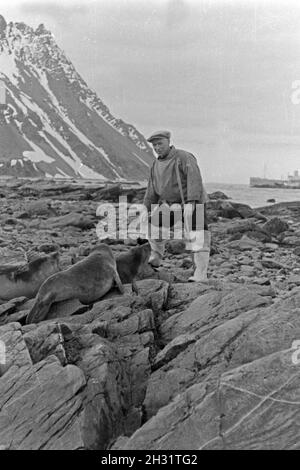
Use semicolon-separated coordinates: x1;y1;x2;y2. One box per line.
26;291;56;324
131;278;139;295
114;270;125;295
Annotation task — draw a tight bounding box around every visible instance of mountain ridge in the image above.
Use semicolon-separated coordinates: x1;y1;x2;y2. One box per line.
0;15;154;180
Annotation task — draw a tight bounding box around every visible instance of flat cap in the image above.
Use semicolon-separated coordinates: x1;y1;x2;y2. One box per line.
147;130;171;143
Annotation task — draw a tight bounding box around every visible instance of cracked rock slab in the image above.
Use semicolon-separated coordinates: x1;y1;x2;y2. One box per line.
160;285;273;343
202;349;300;449
143;288;300;420
116;383;220;450
0;356;86;450
117;348;300;450
23;322;67;366
0;322;32;377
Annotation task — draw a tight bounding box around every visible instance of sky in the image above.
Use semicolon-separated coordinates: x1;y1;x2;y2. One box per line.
1;0;300;183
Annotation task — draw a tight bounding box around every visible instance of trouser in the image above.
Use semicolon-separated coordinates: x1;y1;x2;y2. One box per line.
148;229;210;282
149;229;211;259
148;203;210;262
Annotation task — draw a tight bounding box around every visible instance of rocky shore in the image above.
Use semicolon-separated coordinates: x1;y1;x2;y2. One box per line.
0;179;299;450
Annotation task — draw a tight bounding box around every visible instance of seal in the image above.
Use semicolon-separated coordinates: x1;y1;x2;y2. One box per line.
0;251;60;301
116;242;151;294
26;243;124;324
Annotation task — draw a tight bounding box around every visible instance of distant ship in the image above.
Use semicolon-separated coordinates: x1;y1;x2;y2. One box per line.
250;170;300;188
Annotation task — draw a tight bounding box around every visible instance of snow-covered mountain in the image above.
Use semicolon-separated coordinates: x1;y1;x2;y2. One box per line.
0;15;154;180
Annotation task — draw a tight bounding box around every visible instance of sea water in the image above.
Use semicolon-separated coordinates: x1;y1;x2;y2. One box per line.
205;183;300;208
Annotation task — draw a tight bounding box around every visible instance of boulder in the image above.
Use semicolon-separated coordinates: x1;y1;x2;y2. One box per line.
165;240;186;255
287;275;300;286
180;258;193;269
0;298;28;325
261;258;290;271
226;235;264;251
20;200;57;217
38;244;60;254
218;201;241;219
262;217;289;236
208;191;230;200
294;247;300;256
243;230;272;243
280;236;300;247
98;184;123;202
226;220;258;234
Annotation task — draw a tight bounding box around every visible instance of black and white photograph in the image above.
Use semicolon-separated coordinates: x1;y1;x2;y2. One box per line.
0;0;299;452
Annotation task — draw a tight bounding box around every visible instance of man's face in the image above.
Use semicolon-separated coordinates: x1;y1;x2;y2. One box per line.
151;138;170;158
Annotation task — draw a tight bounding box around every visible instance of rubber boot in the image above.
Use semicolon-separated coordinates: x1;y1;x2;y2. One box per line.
187;230;210;282
188;250;210;282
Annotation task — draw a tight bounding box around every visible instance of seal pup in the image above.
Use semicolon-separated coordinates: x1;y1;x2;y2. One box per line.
26;243;124;324
116;242;151;294
0;252;60;301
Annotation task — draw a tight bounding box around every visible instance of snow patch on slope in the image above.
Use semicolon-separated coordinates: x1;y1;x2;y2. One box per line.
133;152;150;168
39;115;107;179
0;52;19;86
22;139;55;163
11;94;28;115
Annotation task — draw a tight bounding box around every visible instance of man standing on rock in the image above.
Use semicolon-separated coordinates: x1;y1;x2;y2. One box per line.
143;130;210;282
